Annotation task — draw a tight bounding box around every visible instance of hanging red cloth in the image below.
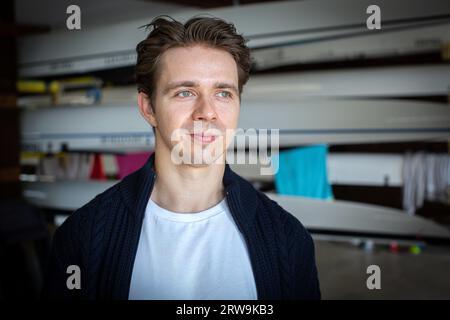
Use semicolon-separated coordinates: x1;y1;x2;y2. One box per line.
90;153;106;180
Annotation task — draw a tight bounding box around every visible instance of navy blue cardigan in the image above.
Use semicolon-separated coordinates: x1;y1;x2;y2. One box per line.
42;153;321;300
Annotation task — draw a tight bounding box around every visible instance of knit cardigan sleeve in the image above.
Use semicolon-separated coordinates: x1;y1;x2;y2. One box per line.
291;223;321;299
41;205;90;300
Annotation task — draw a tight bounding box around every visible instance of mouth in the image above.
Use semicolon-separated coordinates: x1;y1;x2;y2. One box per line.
190;133;217;144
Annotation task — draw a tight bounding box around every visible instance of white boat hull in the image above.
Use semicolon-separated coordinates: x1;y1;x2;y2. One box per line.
21;180;450;241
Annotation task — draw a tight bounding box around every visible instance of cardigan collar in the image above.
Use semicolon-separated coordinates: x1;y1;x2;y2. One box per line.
118;152;258;223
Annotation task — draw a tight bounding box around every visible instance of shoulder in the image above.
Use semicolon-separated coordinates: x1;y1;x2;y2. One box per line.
259;190;310;234
231;169;313;246
55;179;124;244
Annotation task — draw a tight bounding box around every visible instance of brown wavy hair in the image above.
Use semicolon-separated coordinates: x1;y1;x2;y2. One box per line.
135;15;251;106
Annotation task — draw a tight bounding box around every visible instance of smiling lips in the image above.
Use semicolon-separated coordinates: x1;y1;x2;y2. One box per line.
190;133;217;144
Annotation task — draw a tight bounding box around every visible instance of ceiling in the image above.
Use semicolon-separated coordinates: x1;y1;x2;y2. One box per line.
15;0;290;31
15;0;190;30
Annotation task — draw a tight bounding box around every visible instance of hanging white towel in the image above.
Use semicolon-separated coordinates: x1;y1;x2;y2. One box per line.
402;152;450;215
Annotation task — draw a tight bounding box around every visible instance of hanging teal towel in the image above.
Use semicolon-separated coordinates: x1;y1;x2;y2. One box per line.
274;145;333;200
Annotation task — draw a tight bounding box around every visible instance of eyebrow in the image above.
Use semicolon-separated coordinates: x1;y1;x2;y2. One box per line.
162;80;239;95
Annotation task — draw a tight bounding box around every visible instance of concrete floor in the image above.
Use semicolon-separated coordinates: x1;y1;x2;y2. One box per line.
314;239;450;299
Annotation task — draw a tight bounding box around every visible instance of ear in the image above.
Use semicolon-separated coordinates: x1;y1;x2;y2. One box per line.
138;92;157;128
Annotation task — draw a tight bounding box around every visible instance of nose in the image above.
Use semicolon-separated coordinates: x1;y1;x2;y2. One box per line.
192;96;217;122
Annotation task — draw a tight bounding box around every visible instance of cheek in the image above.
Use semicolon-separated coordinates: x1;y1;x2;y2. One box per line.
222;108;239;129
157;104;187;131
217;103;239;126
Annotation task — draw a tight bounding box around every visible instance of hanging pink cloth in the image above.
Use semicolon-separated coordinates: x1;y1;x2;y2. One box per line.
116;152;153;179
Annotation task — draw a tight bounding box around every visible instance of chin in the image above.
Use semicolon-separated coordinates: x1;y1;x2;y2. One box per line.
188;149;226;166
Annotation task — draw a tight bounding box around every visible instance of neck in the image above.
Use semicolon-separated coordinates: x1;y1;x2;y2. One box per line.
150;145;226;213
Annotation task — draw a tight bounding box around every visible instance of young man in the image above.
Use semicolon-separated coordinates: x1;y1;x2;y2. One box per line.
42;16;321;300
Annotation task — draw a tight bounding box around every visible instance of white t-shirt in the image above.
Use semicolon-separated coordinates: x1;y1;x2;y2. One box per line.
128;197;258;300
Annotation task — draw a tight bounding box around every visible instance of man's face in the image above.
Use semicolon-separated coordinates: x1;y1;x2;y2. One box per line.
145;45;240;165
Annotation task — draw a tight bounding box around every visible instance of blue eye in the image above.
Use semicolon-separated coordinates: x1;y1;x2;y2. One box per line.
217;91;231;98
177;91;193;98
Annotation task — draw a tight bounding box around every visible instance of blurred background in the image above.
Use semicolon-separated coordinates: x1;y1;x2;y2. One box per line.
1;0;450;299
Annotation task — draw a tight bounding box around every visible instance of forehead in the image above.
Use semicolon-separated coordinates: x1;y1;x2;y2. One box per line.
157;45;239;86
